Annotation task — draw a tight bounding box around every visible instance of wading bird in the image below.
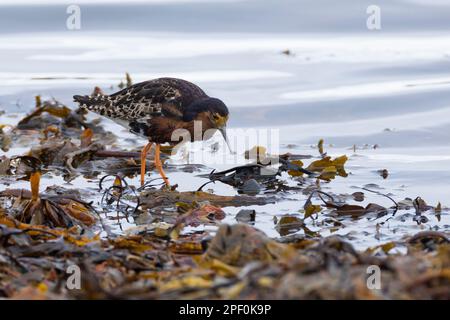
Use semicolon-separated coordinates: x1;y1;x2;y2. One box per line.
74;78;230;187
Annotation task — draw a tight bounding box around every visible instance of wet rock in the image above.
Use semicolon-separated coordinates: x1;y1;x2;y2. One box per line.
238;179;261;195
208;164;278;188
235;209;256;223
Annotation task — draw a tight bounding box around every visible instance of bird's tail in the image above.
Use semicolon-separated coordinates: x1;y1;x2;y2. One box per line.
73;94;111;115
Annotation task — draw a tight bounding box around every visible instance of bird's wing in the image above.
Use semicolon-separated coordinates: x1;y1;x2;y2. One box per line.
73;78;208;137
108;80;184;121
108;78;207;120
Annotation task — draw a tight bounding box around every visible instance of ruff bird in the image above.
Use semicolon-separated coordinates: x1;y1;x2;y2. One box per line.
74;77;230;187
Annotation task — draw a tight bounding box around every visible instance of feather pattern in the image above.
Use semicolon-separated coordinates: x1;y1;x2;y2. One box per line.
73;77;228;143
73;77;208;123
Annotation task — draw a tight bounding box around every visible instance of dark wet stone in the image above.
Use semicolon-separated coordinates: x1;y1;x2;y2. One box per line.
235;209;256;223
238;179;261;195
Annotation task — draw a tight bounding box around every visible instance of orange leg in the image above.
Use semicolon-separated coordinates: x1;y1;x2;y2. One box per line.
140;142;153;186
155;144;170;187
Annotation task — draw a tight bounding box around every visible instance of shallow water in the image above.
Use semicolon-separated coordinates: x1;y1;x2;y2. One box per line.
0;0;449;250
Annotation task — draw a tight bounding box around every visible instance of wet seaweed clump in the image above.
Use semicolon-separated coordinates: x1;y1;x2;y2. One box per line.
1;172;97;228
0;94;449;300
0;218;448;299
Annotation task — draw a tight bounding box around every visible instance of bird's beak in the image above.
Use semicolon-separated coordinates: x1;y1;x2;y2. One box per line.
218;126;234;154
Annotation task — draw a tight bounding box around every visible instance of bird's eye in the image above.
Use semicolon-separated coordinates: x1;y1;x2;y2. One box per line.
213;114;220;121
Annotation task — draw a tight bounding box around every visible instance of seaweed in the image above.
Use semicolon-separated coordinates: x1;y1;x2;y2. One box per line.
0;96;448;300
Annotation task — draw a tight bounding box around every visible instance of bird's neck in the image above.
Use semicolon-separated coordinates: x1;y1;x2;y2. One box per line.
182;113;215;141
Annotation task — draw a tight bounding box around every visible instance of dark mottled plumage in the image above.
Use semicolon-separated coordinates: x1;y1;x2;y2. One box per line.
74;77;231;187
73;77;229;143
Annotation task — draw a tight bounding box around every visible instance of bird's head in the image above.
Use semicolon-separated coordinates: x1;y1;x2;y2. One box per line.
184;97;232;151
